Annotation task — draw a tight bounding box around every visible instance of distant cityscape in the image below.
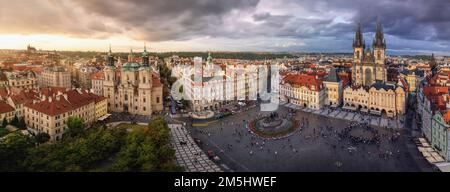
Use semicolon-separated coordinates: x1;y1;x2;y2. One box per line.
1;15;450;172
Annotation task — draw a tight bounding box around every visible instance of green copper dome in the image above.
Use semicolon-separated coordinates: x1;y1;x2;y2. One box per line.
122;62;141;71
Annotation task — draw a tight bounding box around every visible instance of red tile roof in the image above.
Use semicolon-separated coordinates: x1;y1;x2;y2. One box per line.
423;86;448;97
338;72;351;87
65;90;95;109
443;110;450;124
0;102;14;113
423;86;449;111
282;73;323;91
152;72;162;87
0;73;7;81
10;93;33;105
40;87;68;97
0;87;9;99
25;96;73;116
91;71;104;80
24;89;102;116
399;77;409;92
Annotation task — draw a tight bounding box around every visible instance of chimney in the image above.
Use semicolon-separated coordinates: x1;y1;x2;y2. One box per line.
56;95;60;101
41;95;46;101
48;96;52;103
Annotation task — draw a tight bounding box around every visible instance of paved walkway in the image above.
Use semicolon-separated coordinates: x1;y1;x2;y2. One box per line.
279;101;404;129
169;124;222;172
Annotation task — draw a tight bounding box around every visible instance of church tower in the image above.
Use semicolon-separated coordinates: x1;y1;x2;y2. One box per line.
138;44;153;115
104;45;117;110
353;23;365;64
352;23;365;86
430;53;438;75
128;48;134;62
373;21;387;82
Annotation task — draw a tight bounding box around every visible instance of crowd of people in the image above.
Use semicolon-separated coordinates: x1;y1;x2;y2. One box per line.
338;122;381;145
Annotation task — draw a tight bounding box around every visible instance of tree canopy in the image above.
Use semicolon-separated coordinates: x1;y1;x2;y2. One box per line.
65;117;86;138
0;117;182;172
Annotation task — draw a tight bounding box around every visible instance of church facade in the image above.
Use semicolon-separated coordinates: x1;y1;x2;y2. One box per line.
343;22;406;117
352;22;387;86
103;46;163;116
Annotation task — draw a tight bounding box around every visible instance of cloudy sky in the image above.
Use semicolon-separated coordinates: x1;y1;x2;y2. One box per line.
0;0;449;55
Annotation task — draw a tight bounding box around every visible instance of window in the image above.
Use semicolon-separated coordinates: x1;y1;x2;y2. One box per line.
157;97;160;103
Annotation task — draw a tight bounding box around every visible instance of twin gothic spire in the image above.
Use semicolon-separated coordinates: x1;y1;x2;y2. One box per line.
353;21;386;49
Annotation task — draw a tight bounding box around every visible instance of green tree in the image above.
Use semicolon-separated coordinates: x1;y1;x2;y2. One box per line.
65;117;85;138
0;132;34;171
0;127;8;137
33;132;50;144
10;115;19;127
1;117;7;128
111;132;155;171
17;118;26;130
145;117;180;171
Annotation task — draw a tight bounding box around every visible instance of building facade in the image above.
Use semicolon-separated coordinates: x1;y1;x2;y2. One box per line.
343;82;406;117
173;54;271;112
352;22;387;87
103;46;163;116
431;111;450;161
24;89;106;141
91;71;104;96
280;73;325;109
4;71;38;89
344;21;406;117
323;67;343;107
40;66;71;88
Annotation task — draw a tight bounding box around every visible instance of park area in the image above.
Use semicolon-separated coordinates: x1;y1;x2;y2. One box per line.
0;117;182;172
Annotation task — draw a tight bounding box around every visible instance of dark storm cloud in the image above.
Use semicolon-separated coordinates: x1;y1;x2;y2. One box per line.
0;0;448;53
288;0;450;41
0;0;121;38
72;0;260;41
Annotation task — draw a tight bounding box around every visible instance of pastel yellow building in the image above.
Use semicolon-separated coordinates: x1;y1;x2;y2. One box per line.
323;68;343;107
343;82;406;117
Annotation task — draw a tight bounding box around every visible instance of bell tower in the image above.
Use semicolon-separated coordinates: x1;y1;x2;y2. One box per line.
353;23;365;64
104;45;117;111
138;44;153;115
352;23;365;86
373;21;387;82
373;21;386;65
